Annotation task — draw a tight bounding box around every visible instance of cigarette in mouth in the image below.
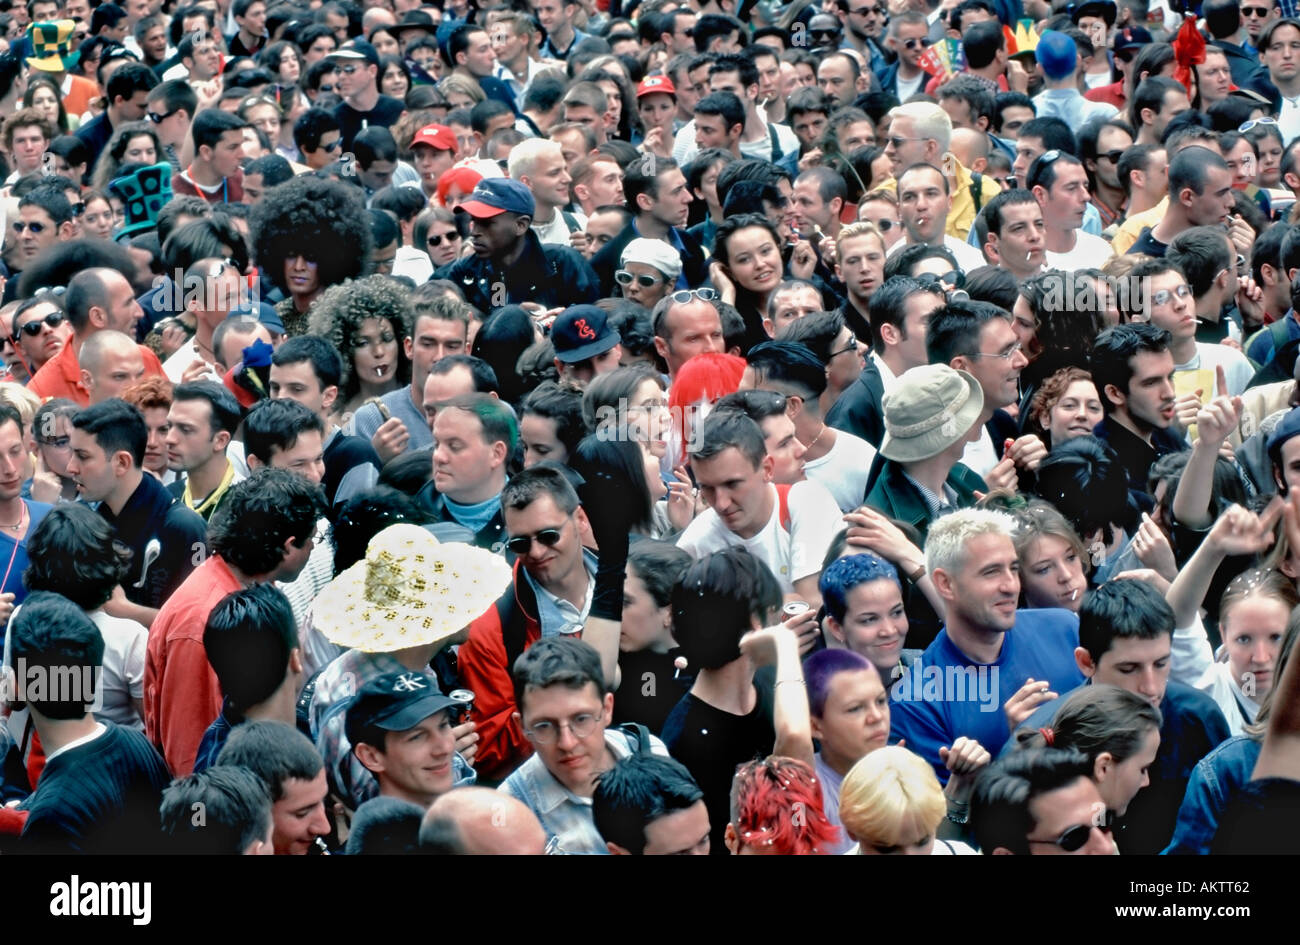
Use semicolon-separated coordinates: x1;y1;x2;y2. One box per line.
376;367;384;377
1070;589;1078;601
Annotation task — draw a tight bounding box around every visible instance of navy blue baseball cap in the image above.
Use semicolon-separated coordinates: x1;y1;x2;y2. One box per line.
344;671;457;747
456;178;535;219
1268;406;1300;474
551;305;620;363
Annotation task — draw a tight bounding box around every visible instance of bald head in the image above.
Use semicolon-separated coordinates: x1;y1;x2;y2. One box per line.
79;330;145;403
949;127;989;170
213;316;272;374
419;787;548;854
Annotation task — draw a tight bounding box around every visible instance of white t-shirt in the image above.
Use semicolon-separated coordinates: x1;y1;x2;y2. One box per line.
531;207;587;247
89;609;147;732
896;69;925;102
1044;230;1115;270
887;234;987;274
804;429;877;512
675;479;844;592
960;425;999;480
162;338;220;383
1176;342;1255;398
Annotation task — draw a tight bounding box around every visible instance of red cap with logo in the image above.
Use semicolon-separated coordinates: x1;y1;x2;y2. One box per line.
411;124;457;151
636;74;677;99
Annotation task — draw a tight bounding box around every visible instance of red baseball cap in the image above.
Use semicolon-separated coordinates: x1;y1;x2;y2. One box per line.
411;124;457;151
636;74;676;99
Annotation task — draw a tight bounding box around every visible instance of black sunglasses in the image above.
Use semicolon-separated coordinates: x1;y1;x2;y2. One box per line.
16;311;66;338
1099;149;1125;163
505;527;565;556
428;232;460;246
1029;823;1095;853
146;107;179;124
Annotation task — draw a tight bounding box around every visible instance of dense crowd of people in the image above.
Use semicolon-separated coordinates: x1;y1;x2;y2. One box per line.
2;0;1300;857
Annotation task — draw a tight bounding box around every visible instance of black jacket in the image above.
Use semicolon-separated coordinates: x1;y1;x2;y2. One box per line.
98;473;207;610
589;220;710;298
827;355;886;449
436;230;600;314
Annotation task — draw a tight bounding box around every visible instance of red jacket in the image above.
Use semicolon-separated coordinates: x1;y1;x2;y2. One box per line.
458;559;544;782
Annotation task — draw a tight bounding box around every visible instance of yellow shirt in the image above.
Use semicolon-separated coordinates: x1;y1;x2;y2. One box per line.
1111;197;1169;255
878;154;1001;242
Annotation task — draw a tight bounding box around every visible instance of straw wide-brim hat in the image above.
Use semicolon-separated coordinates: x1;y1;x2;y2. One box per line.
312;523;511;652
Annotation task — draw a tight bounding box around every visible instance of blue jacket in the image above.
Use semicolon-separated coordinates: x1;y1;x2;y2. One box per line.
1163;734;1261;855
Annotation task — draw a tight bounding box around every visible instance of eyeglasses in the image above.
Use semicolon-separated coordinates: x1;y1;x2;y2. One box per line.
427;231;460;246
318;83;335;94
810;28;840;38
1099;149;1125;163
1150;283;1191;306
505;523;567;556
12;221;47;234
320;137;343;152
615;269;665;288
339;64;360;74
669;288;719;304
830;339;860;358
1239;117;1279;133
524;709;605;745
887;135;925;149
15;311;65;338
146;107;178;124
1027;823;1096;853
972;340;1023;360
1242;5;1272;14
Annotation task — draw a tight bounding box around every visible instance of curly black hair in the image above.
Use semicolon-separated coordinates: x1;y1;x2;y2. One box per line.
249;174;373;295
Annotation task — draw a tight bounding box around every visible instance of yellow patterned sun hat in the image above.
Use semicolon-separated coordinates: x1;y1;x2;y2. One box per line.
312;523;511;652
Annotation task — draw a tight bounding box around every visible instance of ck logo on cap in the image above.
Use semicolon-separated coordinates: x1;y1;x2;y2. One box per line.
575;318;596;340
393;673;428;693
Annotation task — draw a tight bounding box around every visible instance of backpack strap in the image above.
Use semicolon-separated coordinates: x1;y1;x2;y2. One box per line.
501;587;530;678
768;122;784;162
561;210;580;232
775;482;792;530
617;722;653;756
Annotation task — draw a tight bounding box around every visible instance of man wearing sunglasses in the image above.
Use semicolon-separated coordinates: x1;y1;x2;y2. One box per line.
1241;0;1281;49
879;12;931;104
9;186;77;294
1082;120;1134;231
11;294;72;375
1205;0;1275;95
971;747;1116;854
293;106;344;172
835;0;889;78
328;40;405;152
145;80;197;172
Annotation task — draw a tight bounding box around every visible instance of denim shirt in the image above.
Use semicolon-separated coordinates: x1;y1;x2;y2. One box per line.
1162;735;1261;856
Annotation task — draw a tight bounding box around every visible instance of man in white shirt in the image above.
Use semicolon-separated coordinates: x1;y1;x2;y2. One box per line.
677;408;843;608
888;163;987;273
672;51;798;166
508;137;586;248
1028;151;1114;270
163;257;246;383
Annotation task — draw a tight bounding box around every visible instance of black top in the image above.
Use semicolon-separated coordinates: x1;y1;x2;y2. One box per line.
323;427;381;510
613;647;692;736
662;674;775;855
827;356;886;449
16;723;171;854
1127;227;1168;258
334;95;406;151
99;472;208;610
589;220;710;299
1093;416;1187;499
435;229;600;314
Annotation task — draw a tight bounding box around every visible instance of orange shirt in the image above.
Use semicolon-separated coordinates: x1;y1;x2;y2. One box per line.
61;75;100;122
27;335;164;407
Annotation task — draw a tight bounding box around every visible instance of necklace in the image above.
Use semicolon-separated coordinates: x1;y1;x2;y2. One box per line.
0;501;25;530
806;423;828;451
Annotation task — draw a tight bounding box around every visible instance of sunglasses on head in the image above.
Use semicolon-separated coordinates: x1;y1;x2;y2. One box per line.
505;526;565;556
16;311;65;338
669;288;719;304
615;269;665;287
1240;117;1279;133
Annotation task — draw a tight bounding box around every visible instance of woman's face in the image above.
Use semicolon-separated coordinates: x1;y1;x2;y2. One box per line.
812;667;891;772
381;63;410;98
81;197;115;239
1020;534;1087;612
278;48;301;83
519;413;566;467
1256;134;1284;188
108;195;126;231
724;226;783;295
1223;138;1257;190
123;133;157;166
352;317;399;386
1096;727;1159;817
619;565;671;652
426;220;463;265
443;184;471;211
284;254;320;299
832;578;907;674
372;31;400;58
1046;379;1104;445
1223;594;1289;701
629;376;670;456
30;84;59;124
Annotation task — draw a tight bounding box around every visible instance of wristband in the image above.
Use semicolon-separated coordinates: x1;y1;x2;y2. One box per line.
905;562;926;583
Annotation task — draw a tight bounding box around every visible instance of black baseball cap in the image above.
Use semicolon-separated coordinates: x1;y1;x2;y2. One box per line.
551;305;620;363
329;38;380;68
344;671;457;747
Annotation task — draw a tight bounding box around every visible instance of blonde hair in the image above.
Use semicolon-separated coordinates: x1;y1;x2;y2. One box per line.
507;137;563;183
0;381;41;429
888;101;952;154
839;746;946;848
836;220;886;256
925;507;1017;577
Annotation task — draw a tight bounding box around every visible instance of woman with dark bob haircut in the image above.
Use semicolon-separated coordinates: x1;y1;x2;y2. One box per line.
23;503;145;729
250;175;373;337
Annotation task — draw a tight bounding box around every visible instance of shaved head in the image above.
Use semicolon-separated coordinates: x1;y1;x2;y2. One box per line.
419;787;548;854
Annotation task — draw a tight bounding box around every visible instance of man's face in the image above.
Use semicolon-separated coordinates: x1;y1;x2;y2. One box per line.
658;300;723;376
694;111;739;151
811;665;890;768
88;346;145;402
1197;51;1233;104
990;201;1045;276
563;103;604;136
334;59;375;99
792;109;828;149
754;53;780;104
367;710;458;803
525;149;572;208
957;316;1026;411
1110;348;1176;432
836;233;885;303
271;771;331;855
646;168;692;229
1141;269;1196;343
1038;162;1091;231
100;272;144;333
1023;777;1114;855
1264;23;1300;84
16;205;60;262
767;285;822;335
1091;635;1172;707
682;63;711;114
532;0;571;35
846;0;887;39
792;176;836;235
505;493;585;591
459;30;496;77
165;399;219;472
1092;126;1133;190
817;56;858;107
468;211;526;259
115;89;151;122
491;25;527;65
889;291;942;370
838;120;876;154
412;144;454;190
205;129;247;180
520;681;612;796
432;407;501;503
585;209;626;254
1243;2;1277;43
142;25;168;60
16;301;71;368
305;34;338;64
1138;148;1169;200
148;95;192;147
188;39;222;80
889;19;930;69
884;115;932;177
324;10;349;41
1181;165;1235;226
581;159;624;209
560;344;623;388
640;800;711;855
10;125;46;173
267;429;325;485
667;11;696;54
998;105;1035;141
757;410;805;484
942;533;1021;634
898;167;950;245
1150;89;1190;139
1012;134;1045;184
67;429;117;502
939;97;981;132
65;0;91;20
691;446;773;539
708;70;753;107
408;317;468;395
0;419;25;498
359;158;396;192
422;364;477;430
